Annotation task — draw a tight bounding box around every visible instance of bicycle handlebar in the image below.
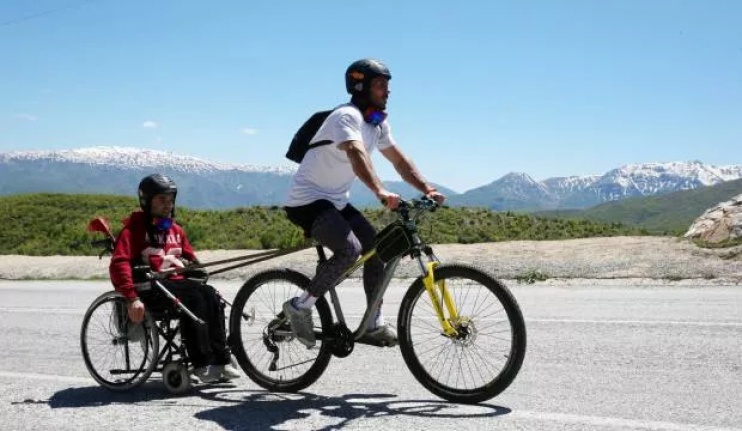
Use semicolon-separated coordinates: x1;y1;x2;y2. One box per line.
387;196;440;223
393;196;439;211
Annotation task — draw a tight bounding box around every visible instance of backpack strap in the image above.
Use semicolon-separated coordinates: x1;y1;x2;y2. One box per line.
307;140;333;150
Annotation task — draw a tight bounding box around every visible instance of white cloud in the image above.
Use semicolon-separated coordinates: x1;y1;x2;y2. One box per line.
240;127;258;135
142;120;159;129
15;113;38;121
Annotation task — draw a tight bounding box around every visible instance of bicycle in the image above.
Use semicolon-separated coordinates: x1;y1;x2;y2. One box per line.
228;197;527;404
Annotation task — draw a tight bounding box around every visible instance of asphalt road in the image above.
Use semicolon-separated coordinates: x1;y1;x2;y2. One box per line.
0;279;740;431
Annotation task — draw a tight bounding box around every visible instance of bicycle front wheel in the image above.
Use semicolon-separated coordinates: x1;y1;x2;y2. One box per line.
398;264;527;404
229;269;334;392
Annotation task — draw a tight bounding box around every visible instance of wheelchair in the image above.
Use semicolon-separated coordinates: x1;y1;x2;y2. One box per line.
80;217;220;394
80;284;205;394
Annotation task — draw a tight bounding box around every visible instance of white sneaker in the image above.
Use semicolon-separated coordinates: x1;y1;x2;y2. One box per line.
282;299;316;348
192;365;221;384
361;325;398;347
219;363;241;380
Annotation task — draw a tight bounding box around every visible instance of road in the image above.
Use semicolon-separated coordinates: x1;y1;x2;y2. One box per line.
0;279;740;431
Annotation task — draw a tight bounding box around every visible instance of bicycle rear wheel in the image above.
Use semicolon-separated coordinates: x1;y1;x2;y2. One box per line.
229;269;334;392
398;264;526;404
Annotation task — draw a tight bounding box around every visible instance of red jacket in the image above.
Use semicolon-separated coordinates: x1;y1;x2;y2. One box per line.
109;211;197;300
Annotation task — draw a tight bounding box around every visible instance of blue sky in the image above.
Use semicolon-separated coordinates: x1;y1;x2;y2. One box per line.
1;0;740;192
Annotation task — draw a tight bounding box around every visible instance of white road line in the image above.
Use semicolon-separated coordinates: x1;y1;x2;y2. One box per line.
0;371;92;384
529;318;742;327
513;409;742;431
3;307;741;328
0;307;83;314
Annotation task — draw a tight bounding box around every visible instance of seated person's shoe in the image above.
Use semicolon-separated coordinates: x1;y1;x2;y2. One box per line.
360;325;398;347
192;365;221;384
282;299;316;348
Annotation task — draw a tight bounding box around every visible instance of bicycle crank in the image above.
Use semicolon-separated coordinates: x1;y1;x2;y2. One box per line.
328;323;354;358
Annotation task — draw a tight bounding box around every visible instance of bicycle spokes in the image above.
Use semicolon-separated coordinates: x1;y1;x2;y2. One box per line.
399;265;527;403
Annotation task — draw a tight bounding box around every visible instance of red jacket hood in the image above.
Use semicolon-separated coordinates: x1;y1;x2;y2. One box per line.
122;211;151;228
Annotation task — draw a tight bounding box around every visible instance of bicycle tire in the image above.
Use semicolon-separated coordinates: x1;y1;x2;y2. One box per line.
229;269;334;392
80;291;159;391
398;264;527;404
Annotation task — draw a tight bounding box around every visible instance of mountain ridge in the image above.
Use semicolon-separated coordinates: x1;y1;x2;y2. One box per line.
2;146;741;210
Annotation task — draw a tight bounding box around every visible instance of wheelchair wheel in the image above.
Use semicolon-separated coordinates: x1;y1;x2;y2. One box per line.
80;291;159;391
397;264;527;404
229;269;333;393
162;361;191;394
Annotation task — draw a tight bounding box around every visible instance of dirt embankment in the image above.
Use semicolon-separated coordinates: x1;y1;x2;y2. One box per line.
1;236;740;283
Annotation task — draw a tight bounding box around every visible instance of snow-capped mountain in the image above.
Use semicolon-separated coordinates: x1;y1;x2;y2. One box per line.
0;146;455;208
0;146;294;175
448;161;742;210
0;146;297;208
542;175;602;195
2;147;740;210
451;172;557;211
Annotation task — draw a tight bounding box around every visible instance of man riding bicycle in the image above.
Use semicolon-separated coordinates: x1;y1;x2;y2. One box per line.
283;58;446;348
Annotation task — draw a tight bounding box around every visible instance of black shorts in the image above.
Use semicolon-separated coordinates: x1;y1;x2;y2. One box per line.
284;200;362;237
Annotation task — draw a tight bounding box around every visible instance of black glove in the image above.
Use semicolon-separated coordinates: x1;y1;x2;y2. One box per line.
182;264;209;281
131;265;153;283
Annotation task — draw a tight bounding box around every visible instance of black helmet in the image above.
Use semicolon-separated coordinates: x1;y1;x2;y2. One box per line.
138;173;177;214
345;58;392;95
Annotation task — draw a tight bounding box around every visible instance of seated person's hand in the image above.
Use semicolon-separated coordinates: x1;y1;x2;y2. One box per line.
128;298;145;323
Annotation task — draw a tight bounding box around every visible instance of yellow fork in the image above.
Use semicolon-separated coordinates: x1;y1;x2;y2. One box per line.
422;262;459;337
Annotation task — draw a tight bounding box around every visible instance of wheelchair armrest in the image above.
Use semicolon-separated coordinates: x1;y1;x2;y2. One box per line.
181;267;209;282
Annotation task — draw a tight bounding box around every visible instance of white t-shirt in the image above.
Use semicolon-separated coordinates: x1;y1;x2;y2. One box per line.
285;103;396;209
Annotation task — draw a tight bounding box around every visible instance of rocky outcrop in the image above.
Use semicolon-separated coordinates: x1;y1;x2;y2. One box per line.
684;194;742;242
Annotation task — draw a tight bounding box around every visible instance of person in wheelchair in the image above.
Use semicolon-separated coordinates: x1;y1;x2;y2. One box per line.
109;173;241;383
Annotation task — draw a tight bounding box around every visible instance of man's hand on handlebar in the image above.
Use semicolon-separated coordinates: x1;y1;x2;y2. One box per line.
425;190;446;206
378;190;401;209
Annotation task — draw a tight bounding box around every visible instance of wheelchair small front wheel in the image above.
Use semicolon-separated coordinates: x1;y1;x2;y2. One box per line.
162;362;191;394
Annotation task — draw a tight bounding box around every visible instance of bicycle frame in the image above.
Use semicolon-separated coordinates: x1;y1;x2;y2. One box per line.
228;197;527;403
318;204;461;340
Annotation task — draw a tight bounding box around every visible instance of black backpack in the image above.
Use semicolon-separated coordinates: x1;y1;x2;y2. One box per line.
285;110;335;163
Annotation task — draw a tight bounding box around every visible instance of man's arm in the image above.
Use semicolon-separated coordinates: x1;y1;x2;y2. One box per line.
109;227;146;323
109;228;138;300
338;140;393;202
380;145;436;194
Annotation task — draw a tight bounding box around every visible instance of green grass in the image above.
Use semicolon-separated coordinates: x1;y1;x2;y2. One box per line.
514;269;550;284
0;193;649;256
536;178;742;235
